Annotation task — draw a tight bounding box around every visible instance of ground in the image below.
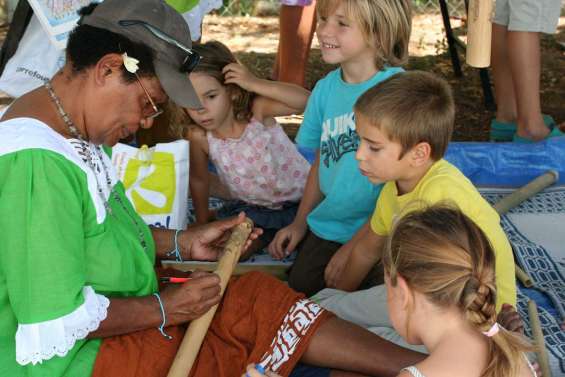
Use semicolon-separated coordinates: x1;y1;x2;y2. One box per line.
201;13;565;141
0;13;563;142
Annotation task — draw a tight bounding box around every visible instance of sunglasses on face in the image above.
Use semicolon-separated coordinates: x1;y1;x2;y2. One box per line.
118;19;201;73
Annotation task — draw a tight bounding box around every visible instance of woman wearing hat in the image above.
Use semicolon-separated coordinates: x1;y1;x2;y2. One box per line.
0;1;423;376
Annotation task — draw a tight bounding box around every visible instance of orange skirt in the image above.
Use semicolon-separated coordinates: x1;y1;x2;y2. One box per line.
92;271;332;377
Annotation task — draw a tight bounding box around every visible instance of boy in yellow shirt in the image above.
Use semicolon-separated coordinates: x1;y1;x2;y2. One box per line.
335;71;516;312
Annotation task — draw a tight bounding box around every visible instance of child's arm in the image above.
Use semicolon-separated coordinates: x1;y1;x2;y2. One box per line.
222;63;310;120
336;229;385;291
189;131;213;225
325;220;372;288
268;151;323;259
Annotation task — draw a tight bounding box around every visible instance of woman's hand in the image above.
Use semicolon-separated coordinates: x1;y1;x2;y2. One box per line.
179;212;263;261
242;364;281;377
160;271;222;325
223;63;260;92
267;221;307;260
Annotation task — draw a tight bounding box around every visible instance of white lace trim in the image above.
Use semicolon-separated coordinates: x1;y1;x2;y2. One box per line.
15;286;110;366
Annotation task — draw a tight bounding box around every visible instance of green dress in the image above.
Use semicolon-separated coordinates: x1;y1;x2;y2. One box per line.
0;118;158;376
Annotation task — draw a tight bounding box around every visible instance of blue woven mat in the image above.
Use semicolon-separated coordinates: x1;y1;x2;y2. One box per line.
481;186;565;375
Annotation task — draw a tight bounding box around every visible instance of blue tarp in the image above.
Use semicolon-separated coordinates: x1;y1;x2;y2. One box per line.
298;137;565;188
445;137;565;187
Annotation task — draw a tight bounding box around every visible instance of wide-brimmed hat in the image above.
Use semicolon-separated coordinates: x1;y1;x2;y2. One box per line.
79;0;201;108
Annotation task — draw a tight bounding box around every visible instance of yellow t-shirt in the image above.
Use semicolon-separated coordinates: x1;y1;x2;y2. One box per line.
370;159;516;310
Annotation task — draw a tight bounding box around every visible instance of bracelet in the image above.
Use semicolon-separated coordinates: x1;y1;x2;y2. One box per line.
165;229;183;262
153;292;172;340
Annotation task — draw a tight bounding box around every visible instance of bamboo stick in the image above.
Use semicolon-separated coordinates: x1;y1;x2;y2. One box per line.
493;171;558;215
166;219;254;377
515;265;533;288
527;300;552;377
466;0;493;68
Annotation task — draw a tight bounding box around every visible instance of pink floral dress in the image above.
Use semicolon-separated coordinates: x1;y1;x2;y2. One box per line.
207;119;310;209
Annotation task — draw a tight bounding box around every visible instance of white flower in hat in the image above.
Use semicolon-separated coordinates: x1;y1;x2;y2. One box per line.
122;53;139;74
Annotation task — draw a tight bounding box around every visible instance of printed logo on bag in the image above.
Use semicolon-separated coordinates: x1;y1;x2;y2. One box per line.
122;152;176;214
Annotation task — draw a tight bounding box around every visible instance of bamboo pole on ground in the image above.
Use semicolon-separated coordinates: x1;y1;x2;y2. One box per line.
515;266;533;288
493;171;559;215
528;300;552;377
166;219;254;377
492;171;558;287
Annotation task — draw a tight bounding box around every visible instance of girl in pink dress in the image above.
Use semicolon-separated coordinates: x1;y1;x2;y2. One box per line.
176;41;311;258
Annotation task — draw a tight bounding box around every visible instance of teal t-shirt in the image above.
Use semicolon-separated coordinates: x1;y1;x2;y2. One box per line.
296;67;403;243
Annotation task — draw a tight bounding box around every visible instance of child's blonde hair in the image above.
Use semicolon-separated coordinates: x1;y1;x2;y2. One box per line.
354;71;455;161
169;40;253;139
383;204;530;377
316;0;412;68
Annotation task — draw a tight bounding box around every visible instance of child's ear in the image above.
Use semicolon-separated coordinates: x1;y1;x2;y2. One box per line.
396;274;413;310
409;142;432;167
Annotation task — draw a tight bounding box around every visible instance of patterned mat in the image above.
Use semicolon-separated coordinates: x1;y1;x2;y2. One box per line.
481;186;565;375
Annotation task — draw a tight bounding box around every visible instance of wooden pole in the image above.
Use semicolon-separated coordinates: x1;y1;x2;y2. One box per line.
166;219;254;377
493;171;558;215
466;0;493;68
527;300;552;377
515;265;533;288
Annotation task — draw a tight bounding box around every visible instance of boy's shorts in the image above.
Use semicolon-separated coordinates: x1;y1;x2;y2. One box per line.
287;230;382;297
493;0;561;34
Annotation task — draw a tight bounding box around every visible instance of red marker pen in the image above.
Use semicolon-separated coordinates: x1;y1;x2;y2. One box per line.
159;277;192;283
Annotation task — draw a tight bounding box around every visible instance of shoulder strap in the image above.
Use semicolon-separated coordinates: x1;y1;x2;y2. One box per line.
523;355;537;377
401;366;426;377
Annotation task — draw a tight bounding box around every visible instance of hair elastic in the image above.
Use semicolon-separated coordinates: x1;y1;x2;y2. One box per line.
482;322;500;337
153;292;173;340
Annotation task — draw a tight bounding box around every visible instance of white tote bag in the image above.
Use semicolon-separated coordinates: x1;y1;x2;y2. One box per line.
0;15;66;98
112;140;190;230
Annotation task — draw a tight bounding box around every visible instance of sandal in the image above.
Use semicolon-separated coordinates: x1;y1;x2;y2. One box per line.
489;114;555;142
512;125;564;143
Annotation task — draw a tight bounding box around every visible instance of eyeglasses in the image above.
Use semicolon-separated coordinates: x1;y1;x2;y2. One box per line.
118;19;201;73
134;73;164;120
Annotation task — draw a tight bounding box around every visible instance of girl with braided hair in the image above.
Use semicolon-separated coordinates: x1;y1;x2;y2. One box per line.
383;204;536;377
